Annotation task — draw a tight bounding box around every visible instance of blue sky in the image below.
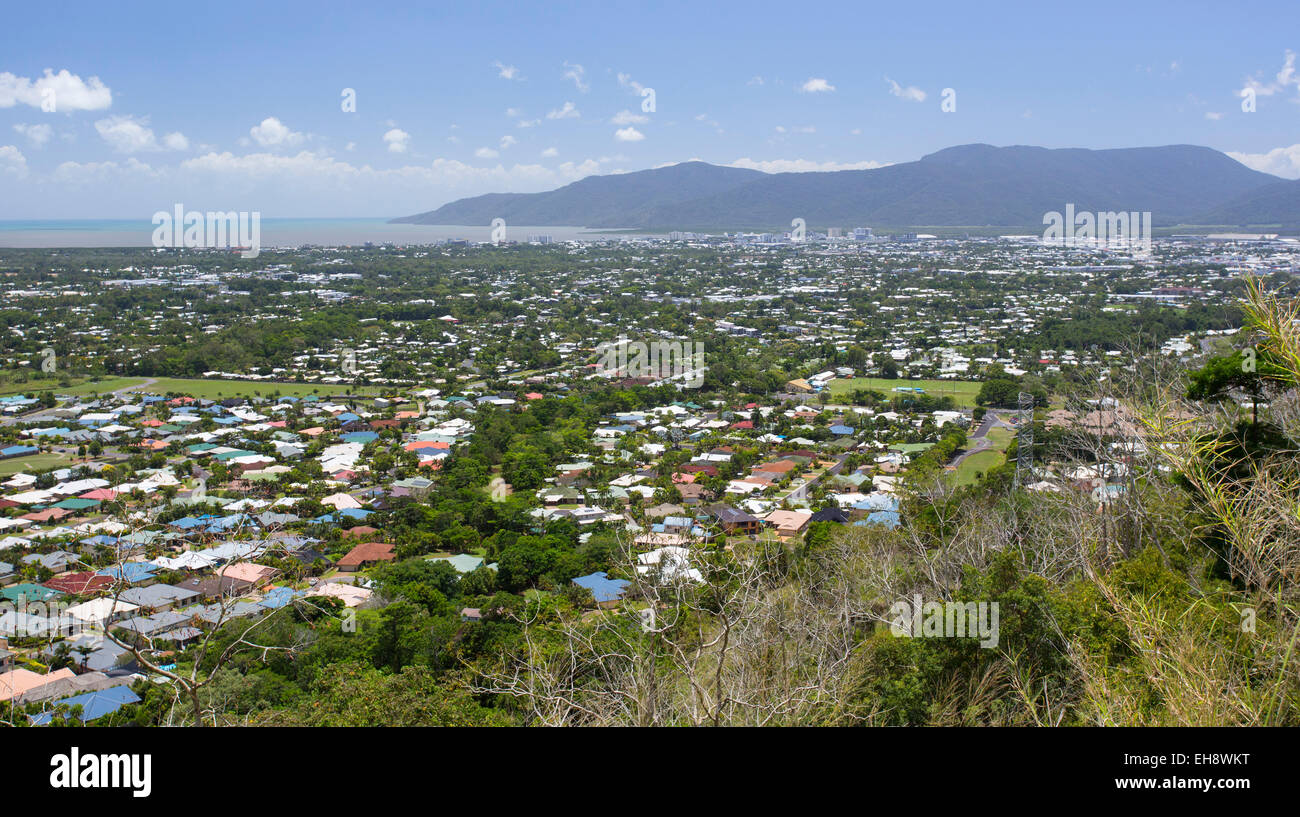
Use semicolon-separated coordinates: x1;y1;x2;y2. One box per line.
1;0;1298;218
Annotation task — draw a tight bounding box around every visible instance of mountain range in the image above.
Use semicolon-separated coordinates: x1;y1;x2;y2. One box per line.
392;144;1300;232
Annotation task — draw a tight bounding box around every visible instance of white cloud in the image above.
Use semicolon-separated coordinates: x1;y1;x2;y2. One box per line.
53;156;157;183
1205;111;1223;121
728;157;891;173
94;115;186;153
1227;144;1300;180
1243;50;1299;99
885;78;927;102
162;131;189;150
249;117;305;148
13;123;52;147
694;113;723;133
614;127;645;142
499;134;517;149
800;77;835;93
180;150;355;180
617;73;644;94
475;146;500;159
505;107;522;118
556;159;601;177
541;147;558;158
611;109;648;125
0;69;112;111
493;61;522;80
0;145;28;178
345;141;356;152
747;76;765;86
547;101;580;120
384;128;410;153
516;118;540;128
562;62;589;92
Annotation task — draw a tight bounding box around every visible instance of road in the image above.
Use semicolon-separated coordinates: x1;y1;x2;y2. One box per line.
110;377;159;397
779;452;851;504
950;411;1012;469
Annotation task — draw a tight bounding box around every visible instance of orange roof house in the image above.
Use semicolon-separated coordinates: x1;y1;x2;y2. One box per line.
764;509;813;538
22;508;72;523
753;460;797;475
0;667;77;702
404;440;449;452
216;562;279;586
44;572;113;595
341;525;379;539
336;541;396;572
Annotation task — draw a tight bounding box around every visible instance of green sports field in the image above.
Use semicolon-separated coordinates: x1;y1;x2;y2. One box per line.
828;377;982;407
0;451;74;476
139;378;381;399
0;377;140;397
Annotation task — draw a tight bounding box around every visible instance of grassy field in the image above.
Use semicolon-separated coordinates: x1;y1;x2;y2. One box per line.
143;378;380;400
829;377;982;407
984;426;1014;448
0;377;140;397
951;449;1006;486
0;451;74;476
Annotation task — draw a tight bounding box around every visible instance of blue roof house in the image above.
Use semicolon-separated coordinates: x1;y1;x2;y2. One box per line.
572;571;630;607
30;686;142;725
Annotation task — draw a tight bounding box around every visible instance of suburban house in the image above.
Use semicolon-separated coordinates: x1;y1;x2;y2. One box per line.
336;541;396;572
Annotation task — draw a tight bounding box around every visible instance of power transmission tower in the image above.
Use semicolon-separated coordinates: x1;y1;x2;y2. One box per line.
1015;391;1034;488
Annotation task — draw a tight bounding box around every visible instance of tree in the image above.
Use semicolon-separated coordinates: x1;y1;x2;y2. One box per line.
1185;351;1266;426
257;661;511;726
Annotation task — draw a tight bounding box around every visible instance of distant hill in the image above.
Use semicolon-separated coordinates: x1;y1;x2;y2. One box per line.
392;144;1296;231
392;161;765;228
1197;178;1300;228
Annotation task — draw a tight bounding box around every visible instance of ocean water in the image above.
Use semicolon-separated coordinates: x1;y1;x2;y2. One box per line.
0;219;639;248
